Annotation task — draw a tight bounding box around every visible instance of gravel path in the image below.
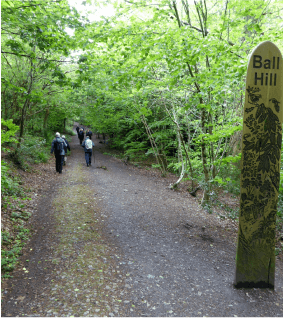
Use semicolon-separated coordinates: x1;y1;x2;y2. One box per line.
2;131;283;317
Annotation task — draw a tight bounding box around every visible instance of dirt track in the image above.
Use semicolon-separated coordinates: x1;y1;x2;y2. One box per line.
1;130;283;317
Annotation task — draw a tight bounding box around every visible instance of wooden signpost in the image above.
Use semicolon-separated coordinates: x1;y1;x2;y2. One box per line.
235;41;282;288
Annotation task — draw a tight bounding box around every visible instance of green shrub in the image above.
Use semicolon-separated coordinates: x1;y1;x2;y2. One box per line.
1;224;31;278
64;126;76;136
1;161;24;196
37;151;49;163
13;135;50;170
1;246;22;274
43;129;54;144
1;119;19;151
1;232;12;246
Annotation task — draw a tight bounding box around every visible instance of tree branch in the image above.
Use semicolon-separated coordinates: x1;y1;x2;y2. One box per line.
1;51;74;63
25;107;51;119
2;4;42;11
1;28;20;35
171;1;182;28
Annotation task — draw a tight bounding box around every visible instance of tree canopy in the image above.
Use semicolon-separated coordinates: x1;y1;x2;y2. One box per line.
2;0;283;204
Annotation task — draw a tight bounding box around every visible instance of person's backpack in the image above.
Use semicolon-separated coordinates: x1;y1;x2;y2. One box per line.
55;138;64;151
85;139;92;150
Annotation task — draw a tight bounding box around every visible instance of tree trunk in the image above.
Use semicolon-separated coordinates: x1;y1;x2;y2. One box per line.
18;56;34;144
43;109;50;130
201;108;210;205
141;115;167;175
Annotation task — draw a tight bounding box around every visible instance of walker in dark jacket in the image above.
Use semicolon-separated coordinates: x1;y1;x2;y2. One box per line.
51;132;67;173
78;129;84;145
86;129;93;140
81;136;95;166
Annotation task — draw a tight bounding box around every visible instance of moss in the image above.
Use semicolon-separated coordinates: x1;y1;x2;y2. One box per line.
48;164;123;316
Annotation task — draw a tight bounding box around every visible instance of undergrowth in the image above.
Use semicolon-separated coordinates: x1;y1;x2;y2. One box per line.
9;135;50;171
1;188;33;279
1;158;32;278
1;137;50;278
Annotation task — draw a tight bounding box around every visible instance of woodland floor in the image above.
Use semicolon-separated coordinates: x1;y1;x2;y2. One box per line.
1;128;283;317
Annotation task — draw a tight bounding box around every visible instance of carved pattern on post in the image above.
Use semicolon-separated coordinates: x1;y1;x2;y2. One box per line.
235;41;282;289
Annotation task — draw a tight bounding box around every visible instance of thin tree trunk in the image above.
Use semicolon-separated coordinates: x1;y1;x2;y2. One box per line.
163;100;195;190
18;54;34;144
19;97;30;139
201;108;210;205
171;108;186;189
43;109;50;130
141;115;167;175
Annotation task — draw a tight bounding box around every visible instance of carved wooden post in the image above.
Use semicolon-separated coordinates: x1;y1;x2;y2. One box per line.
235;41;282;288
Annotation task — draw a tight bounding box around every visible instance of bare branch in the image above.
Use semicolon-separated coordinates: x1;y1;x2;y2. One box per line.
25;107;51;119
171;1;182;28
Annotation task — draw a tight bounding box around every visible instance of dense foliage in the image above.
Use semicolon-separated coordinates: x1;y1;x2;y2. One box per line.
1;1;283;263
1;0;83;137
71;0;283;205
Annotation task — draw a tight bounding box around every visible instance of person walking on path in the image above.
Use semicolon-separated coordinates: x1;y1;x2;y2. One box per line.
86;129;93;140
78;128;84;145
76;125;80;136
81;136;95;167
50;132;67;173
61;135;71;165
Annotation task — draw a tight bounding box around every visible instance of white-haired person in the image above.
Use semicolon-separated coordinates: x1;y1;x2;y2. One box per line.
50;132;67;173
61;135;71;165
